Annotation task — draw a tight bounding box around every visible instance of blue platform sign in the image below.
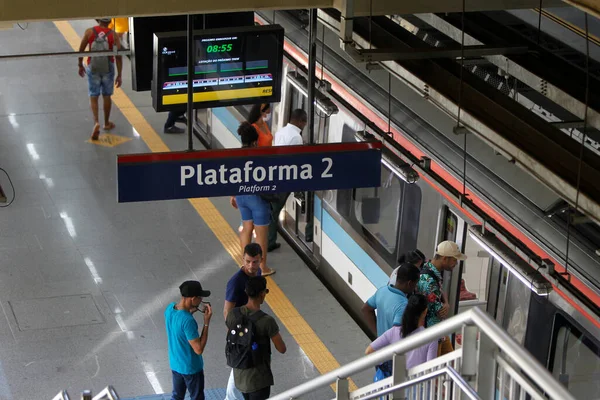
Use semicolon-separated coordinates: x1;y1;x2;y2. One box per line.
116;141;382;203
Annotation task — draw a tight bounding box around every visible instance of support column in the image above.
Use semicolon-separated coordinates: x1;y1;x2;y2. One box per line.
392;353;407;399
186;14;194;151
336;377;350;399
476;331;498;399
461;324;479;399
304;8;318;242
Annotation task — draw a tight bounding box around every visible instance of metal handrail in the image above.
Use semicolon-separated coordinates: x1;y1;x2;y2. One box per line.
349;366;480;400
92;386;119;400
51;390;70;400
268;307;575;400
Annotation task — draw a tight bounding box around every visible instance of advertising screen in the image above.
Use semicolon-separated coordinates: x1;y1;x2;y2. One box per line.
152;24;284;111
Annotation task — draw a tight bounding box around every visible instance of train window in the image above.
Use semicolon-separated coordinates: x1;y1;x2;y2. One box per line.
444;212;458;242
352;169;401;255
549;316;600;399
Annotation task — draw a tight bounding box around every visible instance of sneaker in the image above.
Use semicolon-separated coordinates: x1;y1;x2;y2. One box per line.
176;115;187;124
267;243;281;252
164;126;185;134
459;279;477;301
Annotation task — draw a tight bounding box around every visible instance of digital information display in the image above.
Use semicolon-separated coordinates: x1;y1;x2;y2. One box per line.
152;25;284;112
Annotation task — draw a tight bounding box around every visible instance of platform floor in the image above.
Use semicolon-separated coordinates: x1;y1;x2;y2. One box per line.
0;20;372;399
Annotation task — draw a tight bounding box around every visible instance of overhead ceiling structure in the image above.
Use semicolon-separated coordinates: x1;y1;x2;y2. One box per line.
563;0;600;19
0;0;565;23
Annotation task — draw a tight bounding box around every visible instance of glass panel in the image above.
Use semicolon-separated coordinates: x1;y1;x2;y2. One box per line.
459;233;490;303
552;325;600;399
495;266;509;326
352;168;401;255
502;271;531;345
444;212;458;242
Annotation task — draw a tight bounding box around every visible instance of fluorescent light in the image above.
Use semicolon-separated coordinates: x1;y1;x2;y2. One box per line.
287;72;339;116
142;362;164;394
26;143;39;160
468;226;551;296
382;156;419;184
8;114;19;129
84;257;102;284
59;211;76;238
288;76;308;97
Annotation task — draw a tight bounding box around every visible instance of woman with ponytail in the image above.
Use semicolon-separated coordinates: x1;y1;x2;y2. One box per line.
365;294;438;379
229;122;275;276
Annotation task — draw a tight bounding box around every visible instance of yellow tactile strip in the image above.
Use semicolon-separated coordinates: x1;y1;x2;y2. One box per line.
55;20;358;393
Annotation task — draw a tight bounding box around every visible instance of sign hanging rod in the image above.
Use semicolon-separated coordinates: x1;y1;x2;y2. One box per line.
0;49;131;61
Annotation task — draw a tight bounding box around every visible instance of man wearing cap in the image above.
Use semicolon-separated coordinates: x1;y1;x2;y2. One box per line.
416;240;467;356
165;280;213;400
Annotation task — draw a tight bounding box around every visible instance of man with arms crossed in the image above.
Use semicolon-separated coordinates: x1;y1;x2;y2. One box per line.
417;240;466;356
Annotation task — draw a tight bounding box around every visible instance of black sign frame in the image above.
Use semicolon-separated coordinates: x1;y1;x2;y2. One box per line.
152;24;284;112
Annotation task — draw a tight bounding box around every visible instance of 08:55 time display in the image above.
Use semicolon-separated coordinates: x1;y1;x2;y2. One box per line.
206;44;233;53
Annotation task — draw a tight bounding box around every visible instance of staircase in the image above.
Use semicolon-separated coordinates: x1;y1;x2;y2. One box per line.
268;307;575;400
53;308;573;400
52;387;227;400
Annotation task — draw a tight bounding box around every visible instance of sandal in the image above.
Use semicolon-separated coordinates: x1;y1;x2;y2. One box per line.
103;122;116;131
91;124;100;140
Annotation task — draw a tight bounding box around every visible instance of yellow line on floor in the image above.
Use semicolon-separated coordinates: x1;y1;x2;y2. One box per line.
54;20;358;393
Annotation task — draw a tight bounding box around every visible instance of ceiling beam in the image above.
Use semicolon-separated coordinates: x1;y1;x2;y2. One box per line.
0;0;567;23
336;0;566;17
0;0;331;23
562;0;600;19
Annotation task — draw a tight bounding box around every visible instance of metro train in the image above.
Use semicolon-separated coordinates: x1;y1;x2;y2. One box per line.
192;11;600;399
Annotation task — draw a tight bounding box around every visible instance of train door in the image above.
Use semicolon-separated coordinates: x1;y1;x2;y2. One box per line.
441;207;497;321
441;205;533;346
548;314;600;399
281;83;329;250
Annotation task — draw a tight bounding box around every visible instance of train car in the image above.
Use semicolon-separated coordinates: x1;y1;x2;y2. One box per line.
193;10;600;399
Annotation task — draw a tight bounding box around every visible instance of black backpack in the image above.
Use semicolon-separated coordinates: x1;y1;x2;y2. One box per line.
225;308;269;369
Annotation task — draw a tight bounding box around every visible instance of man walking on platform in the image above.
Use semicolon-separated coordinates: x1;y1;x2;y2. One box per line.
417;240;466;356
223;243;263;400
77;18;123;140
267;109;308;251
165;280;213;400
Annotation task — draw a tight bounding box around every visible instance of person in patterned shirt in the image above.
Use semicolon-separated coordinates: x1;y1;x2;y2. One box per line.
416;241;466;356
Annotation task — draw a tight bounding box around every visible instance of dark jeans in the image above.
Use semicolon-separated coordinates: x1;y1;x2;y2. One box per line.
268;192;290;247
242;386;271;400
165;111;185;129
171;369;205;400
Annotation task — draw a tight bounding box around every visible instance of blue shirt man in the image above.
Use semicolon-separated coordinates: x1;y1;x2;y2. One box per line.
165;280;212;400
223;243;263;400
362;263;420;337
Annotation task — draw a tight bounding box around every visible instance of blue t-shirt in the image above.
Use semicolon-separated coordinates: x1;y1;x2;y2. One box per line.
367;285;409;337
225;268;262;307
164;302;203;375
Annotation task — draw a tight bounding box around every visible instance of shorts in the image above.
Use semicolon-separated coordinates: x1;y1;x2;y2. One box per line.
235;195;270;226
86;63;115;97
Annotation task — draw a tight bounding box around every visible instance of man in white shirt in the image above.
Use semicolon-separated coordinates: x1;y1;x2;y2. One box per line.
273;109;307;146
268;109;308;250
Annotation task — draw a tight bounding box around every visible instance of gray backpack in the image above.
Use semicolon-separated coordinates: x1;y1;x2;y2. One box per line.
89;27;112;74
